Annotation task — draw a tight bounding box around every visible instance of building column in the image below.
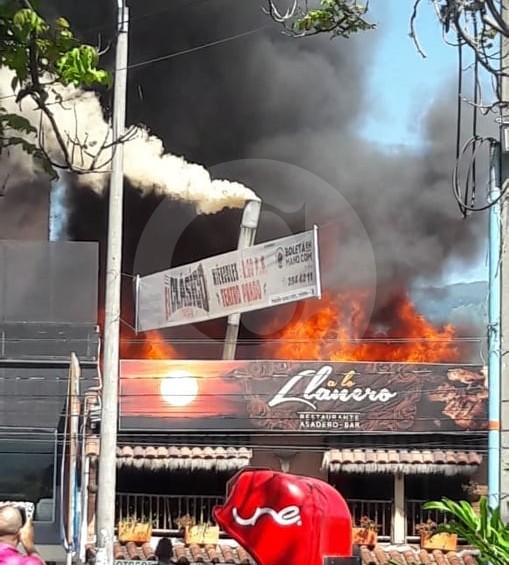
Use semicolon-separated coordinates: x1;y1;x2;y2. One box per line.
273;450;297;473
392;472;406;544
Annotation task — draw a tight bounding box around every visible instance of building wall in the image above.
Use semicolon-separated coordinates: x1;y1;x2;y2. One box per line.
249;435;327;480
0;180;50;240
0;240;100;551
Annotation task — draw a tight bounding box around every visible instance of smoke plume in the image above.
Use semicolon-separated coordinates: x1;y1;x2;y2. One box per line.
51;0;485;274
0;66;255;214
2;0;489;353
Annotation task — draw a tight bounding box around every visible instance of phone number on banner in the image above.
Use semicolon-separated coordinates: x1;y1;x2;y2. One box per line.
288;272;314;287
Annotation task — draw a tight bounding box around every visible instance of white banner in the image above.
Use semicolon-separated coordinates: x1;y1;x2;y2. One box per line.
135;228;321;332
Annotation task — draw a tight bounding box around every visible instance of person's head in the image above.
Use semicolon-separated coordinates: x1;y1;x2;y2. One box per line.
0;505;24;546
155;537;173;563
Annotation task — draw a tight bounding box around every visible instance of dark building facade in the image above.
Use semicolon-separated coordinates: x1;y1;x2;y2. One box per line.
0;240;100;563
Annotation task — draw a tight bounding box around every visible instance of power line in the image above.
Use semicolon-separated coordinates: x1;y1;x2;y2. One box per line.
126;25;269;71
0;24;268;104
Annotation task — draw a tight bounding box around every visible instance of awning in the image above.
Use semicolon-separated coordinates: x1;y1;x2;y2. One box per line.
322;448;482;476
116;445;252;472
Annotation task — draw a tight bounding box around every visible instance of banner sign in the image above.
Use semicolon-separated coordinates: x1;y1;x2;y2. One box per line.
135;229;321;332
119;360;488;433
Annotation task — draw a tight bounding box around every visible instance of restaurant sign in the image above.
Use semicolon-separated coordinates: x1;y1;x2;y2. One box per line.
119;360;488;433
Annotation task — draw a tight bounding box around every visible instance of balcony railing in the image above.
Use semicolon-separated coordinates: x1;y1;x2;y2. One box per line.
115;493;445;540
405;499;449;538
116;493;225;531
348;498;392;539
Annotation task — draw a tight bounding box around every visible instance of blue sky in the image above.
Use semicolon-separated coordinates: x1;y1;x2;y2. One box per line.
359;0;488;284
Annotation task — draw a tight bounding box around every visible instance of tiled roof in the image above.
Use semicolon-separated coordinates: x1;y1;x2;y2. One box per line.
323;449;482;476
87;543;479;565
115;445;253;471
86;542;253;564
360;544;479;565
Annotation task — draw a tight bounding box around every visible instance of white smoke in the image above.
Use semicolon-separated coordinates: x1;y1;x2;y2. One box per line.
0;67;257;214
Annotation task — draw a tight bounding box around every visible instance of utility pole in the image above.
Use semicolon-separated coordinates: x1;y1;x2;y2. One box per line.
95;2;129;564
488;140;501;510
499;0;509;521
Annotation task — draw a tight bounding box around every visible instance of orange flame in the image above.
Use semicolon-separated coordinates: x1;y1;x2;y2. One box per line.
139;331;177;359
267;292;460;363
120;329;176;359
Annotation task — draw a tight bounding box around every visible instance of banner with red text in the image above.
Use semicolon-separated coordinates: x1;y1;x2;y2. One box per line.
119;360;488;433
135;229;321;332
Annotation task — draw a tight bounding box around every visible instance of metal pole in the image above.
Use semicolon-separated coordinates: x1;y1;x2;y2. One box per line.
488;142;501;509
95;3;129;564
499;0;509;520
222;198;262;360
65;353;79;565
79;405;90;563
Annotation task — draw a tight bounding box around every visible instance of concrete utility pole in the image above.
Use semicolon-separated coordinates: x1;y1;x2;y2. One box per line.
499;0;509;521
95;2;129;564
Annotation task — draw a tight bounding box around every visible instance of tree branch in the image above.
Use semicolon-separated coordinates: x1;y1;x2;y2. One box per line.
409;0;426;58
29;56;73;169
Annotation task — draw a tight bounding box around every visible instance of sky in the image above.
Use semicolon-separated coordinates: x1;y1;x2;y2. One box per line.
359;0;489;285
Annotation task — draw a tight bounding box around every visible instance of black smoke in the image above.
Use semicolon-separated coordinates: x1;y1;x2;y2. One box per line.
43;0;486;358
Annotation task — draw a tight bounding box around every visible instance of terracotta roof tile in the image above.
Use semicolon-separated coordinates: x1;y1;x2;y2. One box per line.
323;449;482;476
113;445;252;471
358;545;479;565
87;542;479;565
86;438;253;473
87;542;254;564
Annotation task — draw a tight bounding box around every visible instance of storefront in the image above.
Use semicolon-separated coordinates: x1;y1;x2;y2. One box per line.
83;359;487;561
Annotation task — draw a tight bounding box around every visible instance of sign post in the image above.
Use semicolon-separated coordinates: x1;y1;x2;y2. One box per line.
223;198;262;360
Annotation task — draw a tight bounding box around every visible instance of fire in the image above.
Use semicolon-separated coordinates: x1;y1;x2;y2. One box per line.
268;291;460;363
137;331;177;359
98;306;176;359
120;328;176;359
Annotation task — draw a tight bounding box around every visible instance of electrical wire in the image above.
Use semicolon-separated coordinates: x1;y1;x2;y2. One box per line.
78;0;234;37
470;16;480;210
455;35;466;217
451;135;508;212
126;25;270;71
0;336;488;344
0;23;268;103
450;6;506;215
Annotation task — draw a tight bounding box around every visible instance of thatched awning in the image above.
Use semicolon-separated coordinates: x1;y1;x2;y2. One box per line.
322;448;482;476
116;445;252;472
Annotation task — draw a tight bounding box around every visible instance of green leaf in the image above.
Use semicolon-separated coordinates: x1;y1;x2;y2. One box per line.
12;8;47;40
423;498;509;565
0;0;111;177
56;45;111;87
2;113;36;134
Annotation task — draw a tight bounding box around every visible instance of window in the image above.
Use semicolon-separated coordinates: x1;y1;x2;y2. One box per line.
0;428;57;522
